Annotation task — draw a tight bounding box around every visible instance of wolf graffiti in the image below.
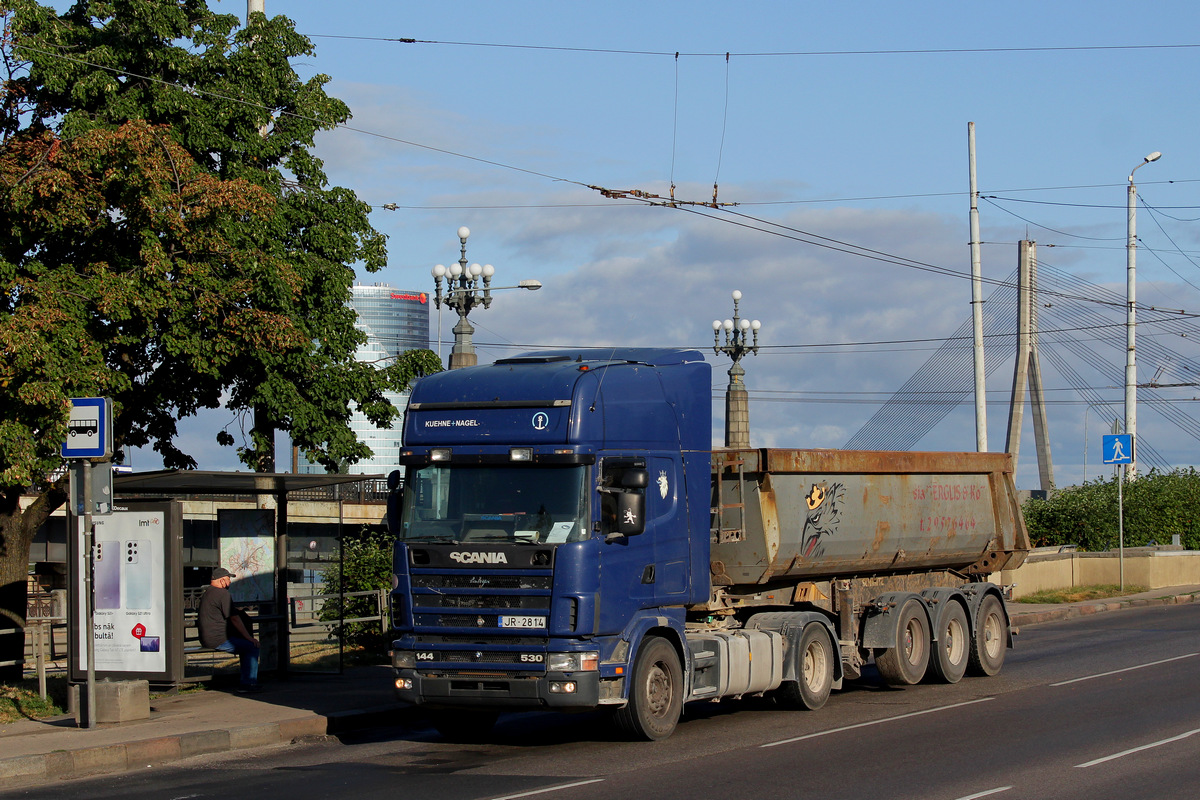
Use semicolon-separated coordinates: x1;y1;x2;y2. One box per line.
800;481;844;559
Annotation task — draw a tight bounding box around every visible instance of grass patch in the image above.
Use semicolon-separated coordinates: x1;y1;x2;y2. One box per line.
1015;584;1148;604
0;677;69;724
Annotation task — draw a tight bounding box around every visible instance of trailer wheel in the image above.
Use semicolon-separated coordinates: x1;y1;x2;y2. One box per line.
928;601;969;684
875;598;930;686
968;594;1006;677
614;636;682;740
777;623;834;710
430;710;498;743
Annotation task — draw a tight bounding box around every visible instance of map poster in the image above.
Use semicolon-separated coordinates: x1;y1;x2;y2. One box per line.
218;509;276;603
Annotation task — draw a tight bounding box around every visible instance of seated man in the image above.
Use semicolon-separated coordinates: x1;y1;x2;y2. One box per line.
198;567;261;692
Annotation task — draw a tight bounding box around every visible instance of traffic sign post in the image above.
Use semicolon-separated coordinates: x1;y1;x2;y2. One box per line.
1102;433;1134;591
63;398;113;728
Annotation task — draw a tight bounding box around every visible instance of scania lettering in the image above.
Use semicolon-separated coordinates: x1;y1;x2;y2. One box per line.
388;349;1029;741
449;551;508;565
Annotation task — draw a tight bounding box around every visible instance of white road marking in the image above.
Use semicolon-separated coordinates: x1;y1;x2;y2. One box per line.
760;697;995;748
1075;727;1200;768
954;787;1012;800
1050;652;1198;687
489;779;605;800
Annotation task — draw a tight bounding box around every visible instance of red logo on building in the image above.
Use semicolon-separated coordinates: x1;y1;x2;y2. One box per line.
390;292;428;304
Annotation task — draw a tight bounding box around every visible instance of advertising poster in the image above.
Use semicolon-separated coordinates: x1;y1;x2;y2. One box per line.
75;510;167;674
218;508;276;603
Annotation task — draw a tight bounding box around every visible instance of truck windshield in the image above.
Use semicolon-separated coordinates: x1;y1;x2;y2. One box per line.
400;464;590;544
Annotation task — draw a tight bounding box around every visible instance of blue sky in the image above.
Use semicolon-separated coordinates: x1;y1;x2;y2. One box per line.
131;1;1200;487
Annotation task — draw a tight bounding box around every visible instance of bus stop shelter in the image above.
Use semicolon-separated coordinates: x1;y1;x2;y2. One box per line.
112;470;385;677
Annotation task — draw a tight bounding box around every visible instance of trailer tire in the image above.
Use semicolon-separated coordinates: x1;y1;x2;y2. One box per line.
928;600;969;684
430;710;499;743
776;623;834;710
968;594;1006;677
875;598;930;686
614;636;682;741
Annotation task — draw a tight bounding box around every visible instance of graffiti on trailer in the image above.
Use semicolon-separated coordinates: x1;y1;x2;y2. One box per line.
801;481;845;559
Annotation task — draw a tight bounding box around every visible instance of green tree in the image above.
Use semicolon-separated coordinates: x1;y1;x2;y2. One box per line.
0;1;441;678
319;525;395;656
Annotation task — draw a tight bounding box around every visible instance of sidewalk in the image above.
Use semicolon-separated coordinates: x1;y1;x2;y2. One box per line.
3;585;1199;788
0;664;421;788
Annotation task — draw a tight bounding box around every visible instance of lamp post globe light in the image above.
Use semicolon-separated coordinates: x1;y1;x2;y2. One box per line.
431;227;542;370
712;290;761;448
1125;151;1161;479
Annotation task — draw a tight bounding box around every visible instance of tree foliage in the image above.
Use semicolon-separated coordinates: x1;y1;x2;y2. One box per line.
1022;469;1200;552
0;0;440;676
318;524;394;656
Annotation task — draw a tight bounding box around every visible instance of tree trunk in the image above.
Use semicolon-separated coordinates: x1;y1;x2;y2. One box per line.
0;484;67;681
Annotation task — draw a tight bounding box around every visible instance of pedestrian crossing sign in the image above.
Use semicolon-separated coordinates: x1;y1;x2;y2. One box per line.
1102;433;1133;465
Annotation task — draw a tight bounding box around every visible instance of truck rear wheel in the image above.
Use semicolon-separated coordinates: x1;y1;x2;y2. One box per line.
776;623;834;710
614;636;682;741
928;600;969;684
968;594;1006;677
875;598;930;686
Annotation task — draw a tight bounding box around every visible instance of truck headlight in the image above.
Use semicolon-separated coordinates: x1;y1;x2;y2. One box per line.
393;650;416;669
547;651;599;672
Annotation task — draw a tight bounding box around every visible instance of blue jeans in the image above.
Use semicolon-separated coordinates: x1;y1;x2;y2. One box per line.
215;637;260;686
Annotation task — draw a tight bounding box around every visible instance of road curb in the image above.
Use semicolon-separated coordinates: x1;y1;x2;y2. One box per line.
0;705;411;788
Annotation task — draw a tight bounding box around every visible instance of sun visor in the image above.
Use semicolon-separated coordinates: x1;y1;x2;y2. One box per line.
404;404;571;445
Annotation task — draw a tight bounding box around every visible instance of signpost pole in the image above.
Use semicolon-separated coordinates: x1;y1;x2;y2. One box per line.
83;462;96;728
1118;466;1125;592
1102;432;1132;593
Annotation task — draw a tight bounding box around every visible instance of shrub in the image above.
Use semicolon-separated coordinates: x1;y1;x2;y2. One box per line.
1023;468;1200;551
319;525;395;654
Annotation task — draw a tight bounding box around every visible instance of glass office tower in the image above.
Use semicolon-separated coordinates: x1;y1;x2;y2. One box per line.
296;284;430;477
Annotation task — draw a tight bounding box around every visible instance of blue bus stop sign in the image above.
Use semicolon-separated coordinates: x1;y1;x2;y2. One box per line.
1102;433;1133;465
61;397;113;459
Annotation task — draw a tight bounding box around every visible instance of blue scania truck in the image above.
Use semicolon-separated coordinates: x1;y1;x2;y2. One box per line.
387;349;1029;741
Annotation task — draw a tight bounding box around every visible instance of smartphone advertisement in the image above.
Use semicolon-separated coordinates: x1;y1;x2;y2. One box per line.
70;501;183;683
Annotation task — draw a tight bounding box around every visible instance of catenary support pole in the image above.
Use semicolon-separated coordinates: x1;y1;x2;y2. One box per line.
968;123;987;452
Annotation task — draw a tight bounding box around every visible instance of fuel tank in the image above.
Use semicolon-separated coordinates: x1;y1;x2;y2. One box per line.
709;449;1030;586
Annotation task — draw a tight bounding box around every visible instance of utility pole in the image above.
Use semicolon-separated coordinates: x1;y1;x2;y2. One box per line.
1126;151;1162;480
1005;241;1054;493
968;122;988;452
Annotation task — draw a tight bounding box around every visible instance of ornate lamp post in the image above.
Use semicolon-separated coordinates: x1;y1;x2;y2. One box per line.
712;290;761;448
432;226;492;370
431;227;541;370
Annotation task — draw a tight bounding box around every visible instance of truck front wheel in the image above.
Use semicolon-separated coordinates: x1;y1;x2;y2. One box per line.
776;623;834;710
614;636;682;741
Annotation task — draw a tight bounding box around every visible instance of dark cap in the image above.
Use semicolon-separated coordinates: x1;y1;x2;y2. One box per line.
212;567;236;580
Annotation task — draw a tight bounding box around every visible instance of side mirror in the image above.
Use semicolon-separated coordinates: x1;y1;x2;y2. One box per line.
621;468;649;489
616;490;646;536
385;470;404;538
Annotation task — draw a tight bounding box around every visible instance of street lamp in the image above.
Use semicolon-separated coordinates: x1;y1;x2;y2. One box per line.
1126;151;1161;479
712;290;761;448
431;227;540;369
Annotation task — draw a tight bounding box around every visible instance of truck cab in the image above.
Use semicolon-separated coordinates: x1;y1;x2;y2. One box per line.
388;350;711;738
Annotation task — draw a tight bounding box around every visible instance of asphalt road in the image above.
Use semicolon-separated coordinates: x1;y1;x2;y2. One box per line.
5;604;1199;800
